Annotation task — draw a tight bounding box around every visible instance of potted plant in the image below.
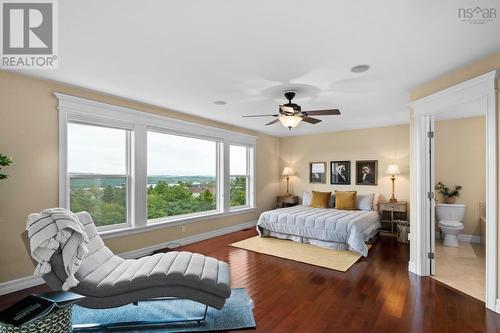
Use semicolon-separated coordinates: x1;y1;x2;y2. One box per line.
435;181;462;204
0;153;13;180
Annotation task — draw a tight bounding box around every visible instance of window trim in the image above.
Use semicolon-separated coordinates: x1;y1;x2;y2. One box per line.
65;122;132;232
229;144;254;210
57;92;257;237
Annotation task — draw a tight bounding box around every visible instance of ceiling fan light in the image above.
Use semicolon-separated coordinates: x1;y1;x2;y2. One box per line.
279;115;302;129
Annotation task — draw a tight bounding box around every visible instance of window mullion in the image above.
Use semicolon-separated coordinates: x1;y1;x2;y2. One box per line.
216;142;224;212
246;147;250;206
133;125;148;227
59;109;69;208
223;141;231;213
125;131;132;228
249;146;255;208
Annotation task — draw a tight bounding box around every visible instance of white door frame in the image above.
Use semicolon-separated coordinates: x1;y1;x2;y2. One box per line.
408;70;499;312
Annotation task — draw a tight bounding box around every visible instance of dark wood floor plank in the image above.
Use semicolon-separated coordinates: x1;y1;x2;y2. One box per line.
1;228;499;332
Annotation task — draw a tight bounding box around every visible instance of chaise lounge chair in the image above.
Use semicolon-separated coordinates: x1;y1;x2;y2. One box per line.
22;211;232;330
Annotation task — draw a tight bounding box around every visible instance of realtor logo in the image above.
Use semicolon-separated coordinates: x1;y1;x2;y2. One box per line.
458;6;497;24
1;0;58;68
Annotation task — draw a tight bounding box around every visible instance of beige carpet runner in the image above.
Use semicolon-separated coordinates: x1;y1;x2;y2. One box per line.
230;236;371;272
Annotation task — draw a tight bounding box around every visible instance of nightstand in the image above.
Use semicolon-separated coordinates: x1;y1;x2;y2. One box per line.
379;201;407;235
276;195;299;208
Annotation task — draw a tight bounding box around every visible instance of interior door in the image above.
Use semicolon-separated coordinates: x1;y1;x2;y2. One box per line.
427;116;436;275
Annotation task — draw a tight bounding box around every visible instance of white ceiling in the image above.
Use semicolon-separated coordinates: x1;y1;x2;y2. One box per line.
19;0;500;136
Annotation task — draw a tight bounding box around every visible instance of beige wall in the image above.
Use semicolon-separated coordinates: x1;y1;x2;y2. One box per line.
435;116;486;236
0;71;280;283
278;125;410;203
409;51;500;296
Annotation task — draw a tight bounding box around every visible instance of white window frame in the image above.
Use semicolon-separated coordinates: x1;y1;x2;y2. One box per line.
145;128;221;224
61;120;134;233
56;92;257;239
229;144;255;211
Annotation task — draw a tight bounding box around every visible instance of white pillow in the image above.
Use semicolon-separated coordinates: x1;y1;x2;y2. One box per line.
302;191;312;206
328;193;335;208
356;193;375;211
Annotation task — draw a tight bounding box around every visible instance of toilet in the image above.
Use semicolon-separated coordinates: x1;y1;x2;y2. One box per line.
436;203;466;247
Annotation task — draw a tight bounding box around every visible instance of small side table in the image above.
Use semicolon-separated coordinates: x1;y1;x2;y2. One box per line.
276;195;299;208
0;291;83;333
379;201;407;235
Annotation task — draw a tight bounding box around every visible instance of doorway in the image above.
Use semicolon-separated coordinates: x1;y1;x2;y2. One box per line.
409;70;498;311
431;106;486;301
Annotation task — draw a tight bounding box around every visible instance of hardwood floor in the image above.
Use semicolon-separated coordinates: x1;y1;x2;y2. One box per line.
2;229;500;332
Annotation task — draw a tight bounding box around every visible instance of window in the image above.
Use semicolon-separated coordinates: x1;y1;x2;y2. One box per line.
58;93;256;236
230;145;251;208
67;123;130;228
147;131;218;221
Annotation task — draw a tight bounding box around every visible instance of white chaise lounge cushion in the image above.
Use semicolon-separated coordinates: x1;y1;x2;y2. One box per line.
75;251;231;299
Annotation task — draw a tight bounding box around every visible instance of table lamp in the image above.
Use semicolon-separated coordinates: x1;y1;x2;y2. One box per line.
385;164;400;203
282;167;293;196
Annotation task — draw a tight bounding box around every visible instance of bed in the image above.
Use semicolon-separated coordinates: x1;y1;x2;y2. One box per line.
256;205;380;257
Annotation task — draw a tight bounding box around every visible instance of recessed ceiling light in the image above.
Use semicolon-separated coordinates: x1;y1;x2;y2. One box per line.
214;100;227;105
350;65;370;73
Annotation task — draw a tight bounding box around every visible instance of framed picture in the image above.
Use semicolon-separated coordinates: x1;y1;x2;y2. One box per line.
309;162;327;184
356;160;378;185
330;161;351;185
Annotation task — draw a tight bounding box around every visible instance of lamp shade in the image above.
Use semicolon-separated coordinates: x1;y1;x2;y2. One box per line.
279;115;302;129
385;164;400;175
282;167;293;176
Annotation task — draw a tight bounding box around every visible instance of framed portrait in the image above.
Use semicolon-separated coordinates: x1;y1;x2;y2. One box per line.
309;162;327;184
356;160;378;185
330;161;351;185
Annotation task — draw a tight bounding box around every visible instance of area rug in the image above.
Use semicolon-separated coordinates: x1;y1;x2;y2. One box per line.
72;288;255;332
230;236;371;272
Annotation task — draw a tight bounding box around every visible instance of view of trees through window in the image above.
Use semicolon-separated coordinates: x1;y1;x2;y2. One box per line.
70;177;127;227
68;124;249;227
230;145;248;207
68;123;129;227
147;131;218;220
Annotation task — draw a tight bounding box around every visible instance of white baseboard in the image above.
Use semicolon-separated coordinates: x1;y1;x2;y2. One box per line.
0;220;257;296
434;233;481;244
408;261;417;275
119;220;257;259
495;299;500;314
0;275;45;296
457;234;481;244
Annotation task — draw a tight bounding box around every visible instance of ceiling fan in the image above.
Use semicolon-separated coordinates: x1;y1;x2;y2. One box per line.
243;91;341;130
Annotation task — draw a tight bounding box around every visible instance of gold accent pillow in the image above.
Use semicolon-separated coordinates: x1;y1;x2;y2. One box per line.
310;191;332;208
335;191;357;210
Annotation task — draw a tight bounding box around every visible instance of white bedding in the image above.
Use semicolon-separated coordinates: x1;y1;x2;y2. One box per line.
256;205;380;257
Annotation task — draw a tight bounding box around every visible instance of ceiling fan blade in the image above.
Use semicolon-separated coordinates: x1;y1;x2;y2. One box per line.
265;118;280;126
304;109;341;116
302;116;322;124
242;114;279;118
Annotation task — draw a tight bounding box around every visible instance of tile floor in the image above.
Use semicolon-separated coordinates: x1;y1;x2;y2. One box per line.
433;240;485;301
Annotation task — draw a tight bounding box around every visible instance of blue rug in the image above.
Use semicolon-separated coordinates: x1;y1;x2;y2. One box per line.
72;288;255;332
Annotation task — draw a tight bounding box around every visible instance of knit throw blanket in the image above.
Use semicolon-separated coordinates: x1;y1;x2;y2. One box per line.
26;208;89;291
